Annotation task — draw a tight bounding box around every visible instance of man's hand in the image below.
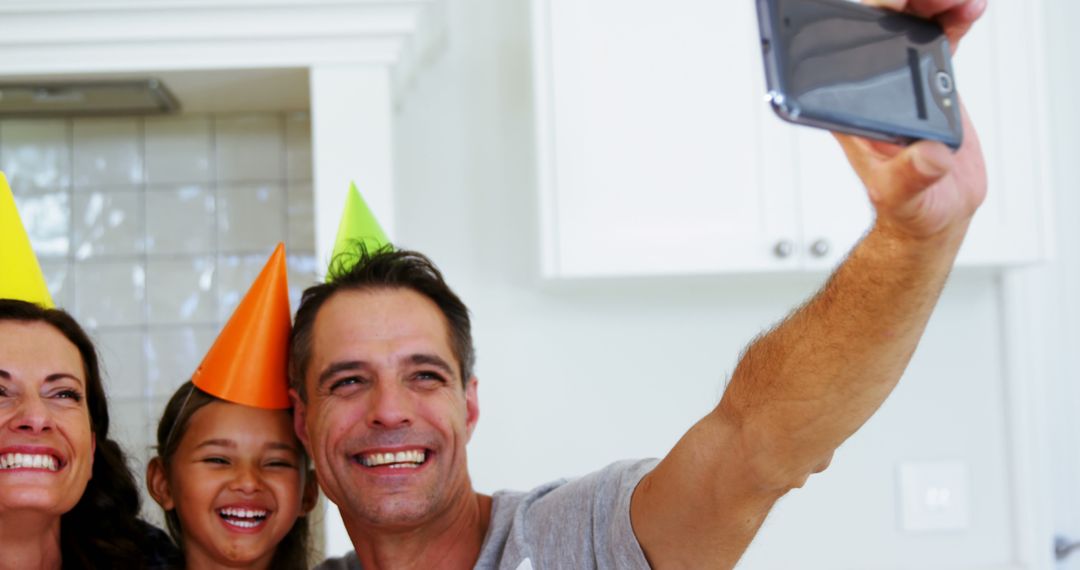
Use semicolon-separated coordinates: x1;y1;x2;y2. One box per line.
629;3;991;569
837;0;989;241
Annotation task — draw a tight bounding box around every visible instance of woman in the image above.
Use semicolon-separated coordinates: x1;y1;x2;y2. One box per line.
0;299;179;569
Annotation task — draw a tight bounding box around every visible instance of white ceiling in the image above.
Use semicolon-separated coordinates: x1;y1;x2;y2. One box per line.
0;67;310;114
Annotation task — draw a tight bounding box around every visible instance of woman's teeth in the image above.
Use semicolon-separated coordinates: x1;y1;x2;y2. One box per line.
0;453;59;471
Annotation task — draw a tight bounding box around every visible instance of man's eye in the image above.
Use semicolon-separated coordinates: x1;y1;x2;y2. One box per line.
330;376;367;391
414;371;446;384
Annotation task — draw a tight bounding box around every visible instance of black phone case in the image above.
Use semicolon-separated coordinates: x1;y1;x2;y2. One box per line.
757;0;963;149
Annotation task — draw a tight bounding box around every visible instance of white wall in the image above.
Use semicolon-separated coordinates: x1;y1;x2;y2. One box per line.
377;0;1021;568
1036;0;1080;567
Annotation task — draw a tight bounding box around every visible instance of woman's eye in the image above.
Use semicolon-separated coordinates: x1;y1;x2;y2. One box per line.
53;389;83;403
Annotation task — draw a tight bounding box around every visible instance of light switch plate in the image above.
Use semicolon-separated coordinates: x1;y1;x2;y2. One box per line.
898;460;969;532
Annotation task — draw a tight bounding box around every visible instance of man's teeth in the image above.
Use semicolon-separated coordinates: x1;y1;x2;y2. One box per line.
361;449;426;468
0;453;59;471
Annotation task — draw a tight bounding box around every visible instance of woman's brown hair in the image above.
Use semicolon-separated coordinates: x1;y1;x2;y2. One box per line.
0;299;156;568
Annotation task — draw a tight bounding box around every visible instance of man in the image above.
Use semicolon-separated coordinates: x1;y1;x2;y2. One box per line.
291;0;989;567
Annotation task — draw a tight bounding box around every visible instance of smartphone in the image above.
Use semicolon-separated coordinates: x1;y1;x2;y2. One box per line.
756;0;963;148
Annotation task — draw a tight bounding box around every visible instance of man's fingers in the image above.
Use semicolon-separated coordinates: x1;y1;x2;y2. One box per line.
936;0;988;51
874;141;954;207
861;0;987;51
862;0;905;10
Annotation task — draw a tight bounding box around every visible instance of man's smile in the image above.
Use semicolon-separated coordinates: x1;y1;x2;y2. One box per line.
353;448;431;470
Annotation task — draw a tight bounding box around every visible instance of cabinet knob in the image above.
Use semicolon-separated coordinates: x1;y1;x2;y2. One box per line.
773;240;794;259
810;239;831;258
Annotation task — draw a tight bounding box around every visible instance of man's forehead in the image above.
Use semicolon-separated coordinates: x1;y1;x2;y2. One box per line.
311;288;457;360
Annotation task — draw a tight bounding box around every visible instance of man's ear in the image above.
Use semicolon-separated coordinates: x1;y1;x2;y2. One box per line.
146;457;175;510
465;376;480;441
290;388;311;452
301;469;319;514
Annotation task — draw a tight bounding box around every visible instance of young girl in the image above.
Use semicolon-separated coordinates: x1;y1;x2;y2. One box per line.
147;381;317;570
146;243;317;569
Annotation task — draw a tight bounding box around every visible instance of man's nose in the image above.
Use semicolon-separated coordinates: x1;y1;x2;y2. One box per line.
366;382;413;429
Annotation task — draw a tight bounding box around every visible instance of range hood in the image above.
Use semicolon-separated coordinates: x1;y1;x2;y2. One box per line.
0;79;179;117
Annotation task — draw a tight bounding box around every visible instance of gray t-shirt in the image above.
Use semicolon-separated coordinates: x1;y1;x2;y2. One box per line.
316;458;658;570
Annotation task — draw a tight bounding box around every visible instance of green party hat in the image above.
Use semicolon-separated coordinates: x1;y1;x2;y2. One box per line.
329;182;391;274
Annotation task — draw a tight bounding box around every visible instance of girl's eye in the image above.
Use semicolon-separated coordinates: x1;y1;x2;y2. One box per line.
202;457;229;465
266;460;297;469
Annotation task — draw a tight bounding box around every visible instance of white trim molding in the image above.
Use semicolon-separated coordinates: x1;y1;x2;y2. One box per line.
0;0;446;91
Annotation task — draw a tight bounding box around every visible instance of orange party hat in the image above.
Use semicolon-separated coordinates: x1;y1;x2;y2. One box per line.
192;243;291;409
0;171;54;307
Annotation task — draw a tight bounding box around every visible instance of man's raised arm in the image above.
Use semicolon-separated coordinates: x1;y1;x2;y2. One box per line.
628;1;989;567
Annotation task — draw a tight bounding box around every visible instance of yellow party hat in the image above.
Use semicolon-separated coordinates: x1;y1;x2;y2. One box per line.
0;172;54;307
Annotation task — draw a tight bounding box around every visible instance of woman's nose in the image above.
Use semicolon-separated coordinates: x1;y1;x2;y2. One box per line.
8;393;54;434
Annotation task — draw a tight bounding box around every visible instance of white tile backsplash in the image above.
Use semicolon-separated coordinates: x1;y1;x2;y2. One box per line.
217;183;285;251
287;252;319;310
93;328;148;400
74;259;146;328
145;185;216;254
146;256;217;325
0;119;71;192
72;190;144;259
145;116;213;185
216;253;266;321
13;192;70;258
8;111;312;499
73;118;143;187
285;112;312;181
145;327;217;398
39;260;73;310
287;180;315;251
214;114;284;182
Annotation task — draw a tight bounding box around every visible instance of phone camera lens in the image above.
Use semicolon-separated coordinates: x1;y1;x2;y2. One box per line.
934;71;954;95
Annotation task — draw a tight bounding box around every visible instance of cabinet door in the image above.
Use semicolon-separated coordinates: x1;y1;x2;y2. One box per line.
795;128;874;271
533;0;799;277
953;0;1050;266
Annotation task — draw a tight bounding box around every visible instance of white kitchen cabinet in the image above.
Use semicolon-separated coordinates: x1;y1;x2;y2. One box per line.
532;0;1050;278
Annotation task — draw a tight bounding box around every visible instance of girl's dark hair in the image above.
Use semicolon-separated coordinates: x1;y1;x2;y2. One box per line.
0;299;149;569
154;381;312;570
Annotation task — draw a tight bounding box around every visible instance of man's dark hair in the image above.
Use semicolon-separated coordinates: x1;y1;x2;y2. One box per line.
289;244;476;401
